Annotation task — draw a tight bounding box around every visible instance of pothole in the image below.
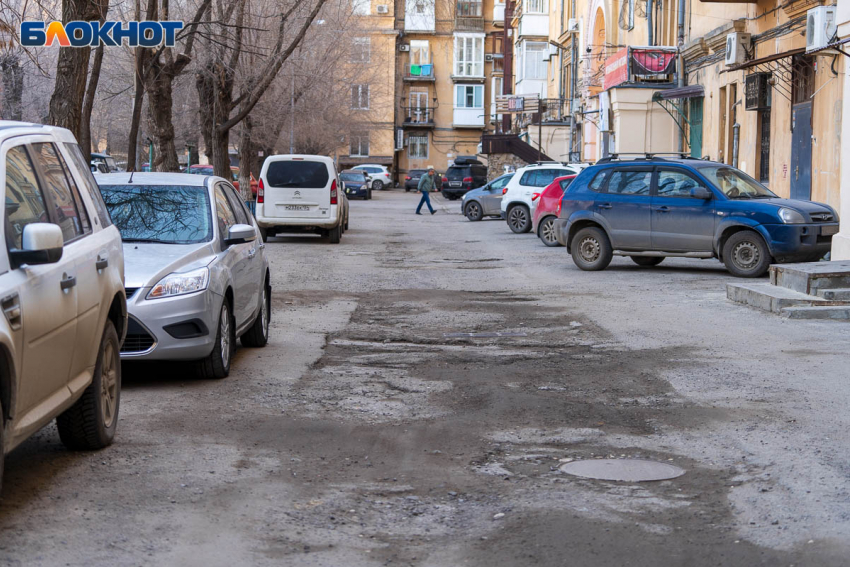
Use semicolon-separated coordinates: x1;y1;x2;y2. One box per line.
560;459;685;482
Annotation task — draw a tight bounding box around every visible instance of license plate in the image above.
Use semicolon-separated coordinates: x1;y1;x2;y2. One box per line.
450;182;461;187
822;225;839;236
285;205;310;211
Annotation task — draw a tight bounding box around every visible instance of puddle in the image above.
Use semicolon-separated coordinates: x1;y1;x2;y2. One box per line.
560;459;686;482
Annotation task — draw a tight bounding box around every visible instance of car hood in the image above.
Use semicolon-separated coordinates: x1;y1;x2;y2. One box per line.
753;198;835;217
464;187;488;199
123;242;217;289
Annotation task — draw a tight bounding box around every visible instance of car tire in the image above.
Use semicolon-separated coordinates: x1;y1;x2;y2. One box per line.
197;301;234;379
465;201;484;222
241;281;271;348
56;321;121;450
630;256;665;267
328;224;342;244
0;399;5;490
571;227;613;271
537;216;561;247
723;230;772;278
373;180;384;191
507;205;532;234
260;227;268;243
405;188;410;193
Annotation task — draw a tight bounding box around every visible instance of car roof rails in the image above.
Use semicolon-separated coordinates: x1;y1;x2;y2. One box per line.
595;152;701;165
453;156;484;165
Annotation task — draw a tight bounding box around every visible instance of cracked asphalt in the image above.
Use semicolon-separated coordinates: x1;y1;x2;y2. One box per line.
1;190;848;566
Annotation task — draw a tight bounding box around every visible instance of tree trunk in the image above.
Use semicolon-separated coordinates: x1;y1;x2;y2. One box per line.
211;130;230;178
145;61;181;171
0;52;24;121
126;51;146;172
79;44;104;163
238;116;254;201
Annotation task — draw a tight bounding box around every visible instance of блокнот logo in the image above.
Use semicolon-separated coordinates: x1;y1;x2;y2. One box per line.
20;21;184;47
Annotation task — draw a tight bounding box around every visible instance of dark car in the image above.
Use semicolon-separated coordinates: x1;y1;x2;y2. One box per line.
552;156;840;278
442;157;487;200
340;169;372;200
404;169;443;192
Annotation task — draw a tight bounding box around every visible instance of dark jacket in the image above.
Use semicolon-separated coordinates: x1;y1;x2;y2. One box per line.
417;172;436;193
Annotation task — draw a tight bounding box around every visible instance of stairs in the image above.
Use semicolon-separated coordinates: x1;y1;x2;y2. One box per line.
480;134;553;163
726;261;850;320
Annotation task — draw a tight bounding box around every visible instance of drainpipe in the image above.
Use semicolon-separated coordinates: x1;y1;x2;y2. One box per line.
568;0;577;162
732;123;740;169
648;0;654;46
677;0;686;153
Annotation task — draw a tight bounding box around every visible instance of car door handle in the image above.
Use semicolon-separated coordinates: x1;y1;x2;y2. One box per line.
598;203;612;209
96;255;108;270
655;206;670;212
60;274;77;291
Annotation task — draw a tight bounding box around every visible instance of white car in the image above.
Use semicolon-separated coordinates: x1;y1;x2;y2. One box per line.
352;164;392;191
501;163;583;234
256;154;346;244
0;121;128;489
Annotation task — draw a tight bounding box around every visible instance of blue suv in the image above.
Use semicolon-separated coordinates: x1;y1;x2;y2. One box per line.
552;156;840;277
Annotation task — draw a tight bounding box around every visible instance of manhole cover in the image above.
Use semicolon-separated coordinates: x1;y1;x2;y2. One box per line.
559;459;685;482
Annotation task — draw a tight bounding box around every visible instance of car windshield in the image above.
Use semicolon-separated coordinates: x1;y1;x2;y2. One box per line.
340;173;366;182
697;165;777;199
99;184;213;244
189;166;214;175
266;161;329;188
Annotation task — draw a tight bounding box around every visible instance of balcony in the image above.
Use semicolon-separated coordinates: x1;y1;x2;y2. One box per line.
493;2;505;26
455;1;484;32
453;107;485;128
402;108;436;127
404;63;436;82
405;0;435;32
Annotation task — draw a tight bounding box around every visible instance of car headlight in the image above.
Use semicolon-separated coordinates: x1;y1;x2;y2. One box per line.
778;208;806;224
147;267;210;299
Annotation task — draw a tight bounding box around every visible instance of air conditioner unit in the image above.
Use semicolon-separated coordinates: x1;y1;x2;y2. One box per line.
724;32;751;66
376;4;389;13
484;53;494;61
806;6;837;53
567;18;579;33
399;44;410;52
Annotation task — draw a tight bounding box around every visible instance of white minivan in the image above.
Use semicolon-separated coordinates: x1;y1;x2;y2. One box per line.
256;155;346;244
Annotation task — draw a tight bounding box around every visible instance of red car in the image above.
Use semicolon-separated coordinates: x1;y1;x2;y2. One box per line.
532;175;576;247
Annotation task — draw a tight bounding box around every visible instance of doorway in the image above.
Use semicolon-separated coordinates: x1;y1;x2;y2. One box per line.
790;55;814;200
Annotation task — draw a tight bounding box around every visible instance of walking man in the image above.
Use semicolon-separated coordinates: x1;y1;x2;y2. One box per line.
416;165;437;215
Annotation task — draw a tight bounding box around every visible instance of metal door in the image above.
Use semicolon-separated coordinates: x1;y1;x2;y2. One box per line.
689;98;703;158
790;102;812;201
409;92;428;124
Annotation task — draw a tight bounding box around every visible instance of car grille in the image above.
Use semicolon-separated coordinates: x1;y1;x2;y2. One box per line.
121;316;156;354
125;287;139;299
809;212;835;223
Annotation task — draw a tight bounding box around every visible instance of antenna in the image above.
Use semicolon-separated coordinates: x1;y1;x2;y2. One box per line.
128;171;135;183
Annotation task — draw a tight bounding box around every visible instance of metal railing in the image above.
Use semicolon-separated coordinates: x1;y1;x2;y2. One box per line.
455;0;484;31
404;63;436;80
402;108;435;125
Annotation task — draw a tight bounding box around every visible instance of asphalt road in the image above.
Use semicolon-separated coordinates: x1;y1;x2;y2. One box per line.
1;189;848;566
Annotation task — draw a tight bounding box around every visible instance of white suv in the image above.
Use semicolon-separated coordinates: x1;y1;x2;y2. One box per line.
501;163;583;233
0;121;127;489
352;164;392;191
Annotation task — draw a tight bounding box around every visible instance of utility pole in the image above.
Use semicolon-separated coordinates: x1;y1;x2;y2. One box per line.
289;72;295;154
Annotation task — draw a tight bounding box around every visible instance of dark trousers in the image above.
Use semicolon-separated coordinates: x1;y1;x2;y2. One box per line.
416;191;434;214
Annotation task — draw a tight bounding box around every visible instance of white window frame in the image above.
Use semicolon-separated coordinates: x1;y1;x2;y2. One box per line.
453;33;484;78
525;0;546;14
408;134;429;159
455;84;484;109
491;76;503;119
410;40;430;65
522;41;547;80
351;84;370;109
351;37;371;63
352;0;370;16
350;133;370;157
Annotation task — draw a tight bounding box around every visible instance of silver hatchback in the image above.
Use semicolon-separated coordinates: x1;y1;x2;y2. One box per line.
98;173;271;378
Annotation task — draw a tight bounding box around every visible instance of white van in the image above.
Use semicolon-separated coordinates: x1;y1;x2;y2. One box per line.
256;155;346;244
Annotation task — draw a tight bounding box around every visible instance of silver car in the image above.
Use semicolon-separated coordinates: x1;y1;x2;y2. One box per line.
98;173;271;378
461;173;514;221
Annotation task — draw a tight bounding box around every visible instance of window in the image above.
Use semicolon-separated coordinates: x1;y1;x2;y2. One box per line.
351;37;371;63
455;85;483;108
411;40;430;65
408;135;429;159
351;84;369;109
522;42;547;80
606;170;652;195
62;143;112;226
4;146;49;251
758;108;771;183
526;0;546;14
559;177;575;191
588;170;610;192
414;0;426;13
350;134;370;157
491;76;503;118
457;1;482;16
454;34;484;77
54;148;92;234
490;175;510;192
30;142;90;242
222;184;250;225
352;0;370;15
519;168;560;187
656;169;700;197
214;186;237;242
266;160;330;188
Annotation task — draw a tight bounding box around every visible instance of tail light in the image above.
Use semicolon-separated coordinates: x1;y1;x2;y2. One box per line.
442;176;448;183
330;179;338;205
531;193;541;201
557;198;562;216
502;188;509;195
463;177;473;184
405;176;411;181
257;178;264;204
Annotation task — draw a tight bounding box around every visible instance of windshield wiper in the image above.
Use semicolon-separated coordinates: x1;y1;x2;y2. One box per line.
122;237;173;244
729;194;753;199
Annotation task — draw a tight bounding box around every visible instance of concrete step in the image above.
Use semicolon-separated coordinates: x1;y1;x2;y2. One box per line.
770;260;850;294
816;288;850;300
779;305;850;320
726;282;828;314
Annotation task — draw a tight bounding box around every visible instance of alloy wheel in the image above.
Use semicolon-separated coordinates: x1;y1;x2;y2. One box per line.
466;202;481;220
579;236;601;262
732;241;759;270
509;208;527;230
541;219;557;244
100;340;118;429
220;304;231;368
261;286;270;339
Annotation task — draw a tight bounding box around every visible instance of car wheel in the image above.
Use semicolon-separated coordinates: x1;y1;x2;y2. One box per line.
56;321;121;450
197;301;234;379
328;224;342;244
465;201;484;222
373;180;384;191
538;216;561;247
259;227;268;243
723;230;771;277
571;227;613;271
507;205;532;234
241;281;271;348
405;188;410;192
631;256;665;267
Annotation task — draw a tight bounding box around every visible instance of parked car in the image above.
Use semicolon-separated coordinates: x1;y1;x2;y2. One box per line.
352;164;392;191
443;157;487;200
532;175;576;246
97;172;271;378
256;154;346;244
0;121;128;489
501;162;583;233
404;169;443;192
340;169;372;200
187;164;257;198
91;151;121;172
461;173;514;221
552;156;840;277
91;161;109;174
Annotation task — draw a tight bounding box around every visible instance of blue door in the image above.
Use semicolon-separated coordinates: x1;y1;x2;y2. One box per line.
790;102;812;201
651;168;715;252
595;168;653;249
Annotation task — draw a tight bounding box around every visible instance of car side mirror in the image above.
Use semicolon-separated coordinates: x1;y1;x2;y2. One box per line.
10;223;64;268
691;187;713;200
225;223;257;246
